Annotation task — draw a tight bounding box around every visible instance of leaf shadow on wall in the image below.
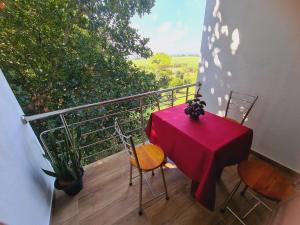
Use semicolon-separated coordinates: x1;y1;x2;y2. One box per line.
198;0;241;117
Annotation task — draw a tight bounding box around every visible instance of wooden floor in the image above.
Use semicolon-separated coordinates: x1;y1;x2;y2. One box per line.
51;151;296;225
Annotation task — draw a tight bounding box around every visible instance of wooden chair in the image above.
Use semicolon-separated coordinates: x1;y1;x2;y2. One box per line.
114;118;169;215
224;91;258;125
221;160;296;225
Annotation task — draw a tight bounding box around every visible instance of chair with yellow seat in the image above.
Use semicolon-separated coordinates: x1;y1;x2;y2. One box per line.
224;91;258;125
114;118;169;215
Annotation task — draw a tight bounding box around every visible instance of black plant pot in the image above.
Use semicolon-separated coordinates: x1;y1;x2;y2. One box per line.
54;168;84;196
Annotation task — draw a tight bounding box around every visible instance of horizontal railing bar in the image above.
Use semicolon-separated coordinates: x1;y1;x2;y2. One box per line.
82;119;141;137
38;95;188;138
81;127;141;150
158;100;171;105
125;127;142;135
83;146;119;160
80;136;115;150
81;125;114;137
38;108;143;137
160;93;187;99
56;140;65;144
159;104;172;108
174;95;190;100
159;93;194;102
40;126;65;136
141;103;157;109
22;83;199;123
68;106;141;127
43;121;141;150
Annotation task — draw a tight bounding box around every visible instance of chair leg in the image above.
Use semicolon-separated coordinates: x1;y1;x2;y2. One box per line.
160;166;169;200
138;171;143;215
221;180;242;213
241;185;248;196
129;163;133;186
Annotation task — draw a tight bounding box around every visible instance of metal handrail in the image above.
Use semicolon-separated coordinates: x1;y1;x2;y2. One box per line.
26;82;200;164
21;82;199;123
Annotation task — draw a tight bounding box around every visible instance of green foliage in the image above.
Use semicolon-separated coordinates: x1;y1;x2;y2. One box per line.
0;1;201;165
133;54;199;89
150;53;172;66
42;129;83;182
0;0;158;132
169;77;183;87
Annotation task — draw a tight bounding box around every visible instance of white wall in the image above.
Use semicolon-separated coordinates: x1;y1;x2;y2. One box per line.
0;70;54;225
198;0;300;172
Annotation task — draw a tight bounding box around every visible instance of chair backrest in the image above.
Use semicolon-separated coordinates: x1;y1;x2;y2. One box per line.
114;118;141;169
225;91;258;125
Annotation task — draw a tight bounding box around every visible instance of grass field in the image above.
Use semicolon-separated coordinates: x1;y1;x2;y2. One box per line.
170;56;200;68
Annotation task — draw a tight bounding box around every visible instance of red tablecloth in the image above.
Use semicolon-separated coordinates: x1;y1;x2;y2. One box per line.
146;104;253;210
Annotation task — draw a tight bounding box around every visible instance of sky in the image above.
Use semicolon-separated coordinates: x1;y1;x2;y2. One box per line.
131;0;206;56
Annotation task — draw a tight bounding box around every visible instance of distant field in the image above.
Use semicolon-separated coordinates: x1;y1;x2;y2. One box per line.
171;56;200;68
132;55;199;99
132;55;199;106
133;56;200;69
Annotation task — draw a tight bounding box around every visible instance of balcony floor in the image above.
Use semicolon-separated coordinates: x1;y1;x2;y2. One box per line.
51;151;295;225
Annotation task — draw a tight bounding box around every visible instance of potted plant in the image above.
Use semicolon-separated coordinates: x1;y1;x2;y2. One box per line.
42;129;84;196
184;88;206;120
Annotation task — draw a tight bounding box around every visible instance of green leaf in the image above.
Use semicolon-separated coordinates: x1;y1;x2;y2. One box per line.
42;169;57;178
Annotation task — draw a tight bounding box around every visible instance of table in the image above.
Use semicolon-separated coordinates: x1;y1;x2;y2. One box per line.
146;104;253;210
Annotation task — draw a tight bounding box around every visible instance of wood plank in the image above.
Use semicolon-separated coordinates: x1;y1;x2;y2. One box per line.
51;151;298;225
51;191;78;225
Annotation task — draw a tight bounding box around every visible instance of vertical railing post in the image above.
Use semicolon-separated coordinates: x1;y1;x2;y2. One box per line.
60;114;73;145
40;132;54;162
171;90;174;106
156;93;161;111
185;87;189;102
139;97;145;144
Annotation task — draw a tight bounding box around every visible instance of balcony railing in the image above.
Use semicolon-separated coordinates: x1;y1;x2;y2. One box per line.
22;82;200;165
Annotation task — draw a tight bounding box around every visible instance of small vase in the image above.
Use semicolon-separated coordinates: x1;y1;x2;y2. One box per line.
189;114;199;120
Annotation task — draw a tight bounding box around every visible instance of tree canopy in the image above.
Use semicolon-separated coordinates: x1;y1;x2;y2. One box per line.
0;0;157;117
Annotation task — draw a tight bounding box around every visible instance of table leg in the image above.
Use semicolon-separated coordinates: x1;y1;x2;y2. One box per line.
191;180;199;196
216;168;224;180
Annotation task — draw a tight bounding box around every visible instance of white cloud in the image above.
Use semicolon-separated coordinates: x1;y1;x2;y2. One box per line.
176;21;183;28
129;0;205;55
151;14;158;21
148;21;194;54
158;21;172;33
